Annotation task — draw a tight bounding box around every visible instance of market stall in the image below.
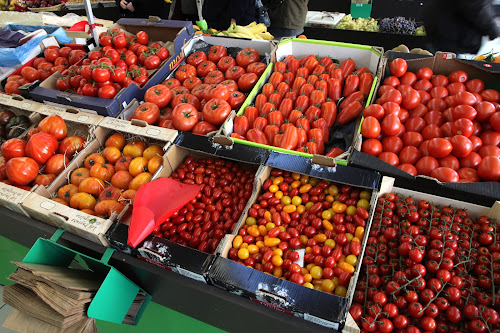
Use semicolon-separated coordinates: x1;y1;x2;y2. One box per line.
0;6;499;333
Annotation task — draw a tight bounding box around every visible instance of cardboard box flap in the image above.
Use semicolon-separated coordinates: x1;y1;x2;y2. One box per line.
98;117;178;144
0;94;41;112
210;257;348;329
266;151;381;190
174;132;269;165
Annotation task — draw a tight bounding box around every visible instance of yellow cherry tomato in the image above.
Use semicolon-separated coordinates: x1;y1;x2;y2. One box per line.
281;195;291;205
297;204;306;214
238;248;249;260
233;235;243;249
304;274;313;283
299;184;312;193
273;176;284;185
352;237;360;243
247;226;260;237
247;244;259;254
332;203;347;213
346;254;358;266
279;226;286;232
360;190;371;200
357;198;370;209
338;262;355;274
275;191;283;199
325;239;335;248
355;226;365;239
283;204;297;213
346;205;357;216
313;233;327;243
264;211;272;222
326;195;334;202
306;263;315;271
291;180;301;189
300;235;308;245
305;246;312;254
323;219;334;231
322;279;335;292
304;282;314;289
273;266;283;278
266;222;275;231
258;225;267;236
310;266;323;279
246;217;257;225
322;210;333;220
291;196;302;206
328;185;339;196
335;286;347;297
346;233;354;242
271;255;283;266
269;184;279;193
256;240;265;248
264;237;281;247
240;243;248;249
273;248;283;256
305;202;314;211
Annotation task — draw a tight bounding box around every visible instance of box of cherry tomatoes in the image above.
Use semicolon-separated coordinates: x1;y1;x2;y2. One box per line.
351;51;500;206
118;34;275;137
21;102;178;246
208;151;384;331
105;132;270;282
29;18;194;117
220;38;384;164
0;95;103;217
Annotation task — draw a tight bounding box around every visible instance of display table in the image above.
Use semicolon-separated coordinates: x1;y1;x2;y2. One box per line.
0;206;337;333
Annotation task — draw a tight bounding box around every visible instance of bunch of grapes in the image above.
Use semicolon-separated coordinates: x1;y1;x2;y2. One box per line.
335;14;379;32
379;17;417;35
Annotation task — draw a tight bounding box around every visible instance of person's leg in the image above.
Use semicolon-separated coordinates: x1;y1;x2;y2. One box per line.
268;27;304;39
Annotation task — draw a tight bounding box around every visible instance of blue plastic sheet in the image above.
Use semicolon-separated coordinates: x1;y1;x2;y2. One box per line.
0;25;72;67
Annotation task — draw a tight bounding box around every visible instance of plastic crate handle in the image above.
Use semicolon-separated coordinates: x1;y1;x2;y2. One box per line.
49;228;115;265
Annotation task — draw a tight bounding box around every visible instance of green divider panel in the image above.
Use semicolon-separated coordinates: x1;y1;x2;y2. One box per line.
0;236;29;286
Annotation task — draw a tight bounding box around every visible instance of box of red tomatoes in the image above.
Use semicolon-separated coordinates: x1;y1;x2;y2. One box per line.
117;34;275;136
28;18;194;118
220;38;384;165
0;98;103;219
208;151;383;331
350;51;500;206
21;104;178;245
349;176;500;333
105;132;270;281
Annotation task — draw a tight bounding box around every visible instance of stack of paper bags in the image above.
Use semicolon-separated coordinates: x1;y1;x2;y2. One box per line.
2;262;101;333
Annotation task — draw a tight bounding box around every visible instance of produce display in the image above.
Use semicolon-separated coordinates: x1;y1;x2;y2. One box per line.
474;51;500;64
360;57;500;182
25;0;62;9
129;45;264;134
378;17;418;35
50;132;162;218
232;55;374;156
391;44;433;56
54;28;170;98
153;156;257;254
0;115;85;189
227;168;372;295
4;46;86;95
194;21;274;40
0;109;32;145
350;192;499;333
335;15;379;32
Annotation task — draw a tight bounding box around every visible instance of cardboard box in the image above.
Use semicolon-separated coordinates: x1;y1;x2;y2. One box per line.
0;94;44;216
21;103;178;246
208;151;382;331
29;18;194;117
221;38;384;164
106;132;270;282
351;52;500;205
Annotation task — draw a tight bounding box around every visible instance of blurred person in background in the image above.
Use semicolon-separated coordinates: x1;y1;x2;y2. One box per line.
263;0;309;39
423;0;499;54
202;0;256;31
119;0;169;19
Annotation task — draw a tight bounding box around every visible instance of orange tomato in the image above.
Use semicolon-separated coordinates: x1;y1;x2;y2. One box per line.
98;186;122;202
105;133;126;150
123;140;147;157
84;153;106;169
57;184;78;203
70;167;89;186
147;155;163;174
143;144;163;160
115;155;133;171
52;198;68;206
78;177;105;196
90;163;115;182
34;174;56;187
111;170;134;190
80;209;95;215
102;147;122;165
69;192;97;210
129;172;152;190
94;200;125;218
45;154;70;175
118;189;136;205
129;157;149;176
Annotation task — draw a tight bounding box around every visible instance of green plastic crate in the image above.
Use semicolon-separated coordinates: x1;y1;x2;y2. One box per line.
21;229;151;326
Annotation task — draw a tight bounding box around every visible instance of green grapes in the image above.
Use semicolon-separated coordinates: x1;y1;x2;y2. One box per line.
335;14;379;32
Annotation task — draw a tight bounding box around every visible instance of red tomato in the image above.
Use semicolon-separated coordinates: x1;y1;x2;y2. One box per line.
192;121;217;135
202;98;231;125
416;67;433;80
38;115;67;141
490;112;500;132
466;79;485;93
233;116;250;136
98;85;117;99
1;139;26;161
362;139;383;156
208;45;227;63
458;167;480;182
400;146;421;165
336;101;363;125
225;66;246;81
246;62;267;77
402;89;421;110
204;71;225;85
476;101;496;122
454;91;477;106
246;128;269;145
439;155;460;170
187;51;207;67
416;156;439;176
5;157;39;186
381;114;403;136
398;163;418;176
144;55;161;70
379;152;399;166
389;58;408;77
432;75;449;87
402;131;423;147
363;104;385;120
427;138;453;158
400;72;417;86
145;84;172;108
132;102;160;125
25;132;58;164
236;48;259;69
448;70;468;83
136;31;149;45
382;136;403;154
171;103;200;131
422;125;442;141
452;105;477;120
238;73;258;92
414;79;433;92
171;93;201;110
175;64;197;82
378;89;402;105
227;91;246;110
